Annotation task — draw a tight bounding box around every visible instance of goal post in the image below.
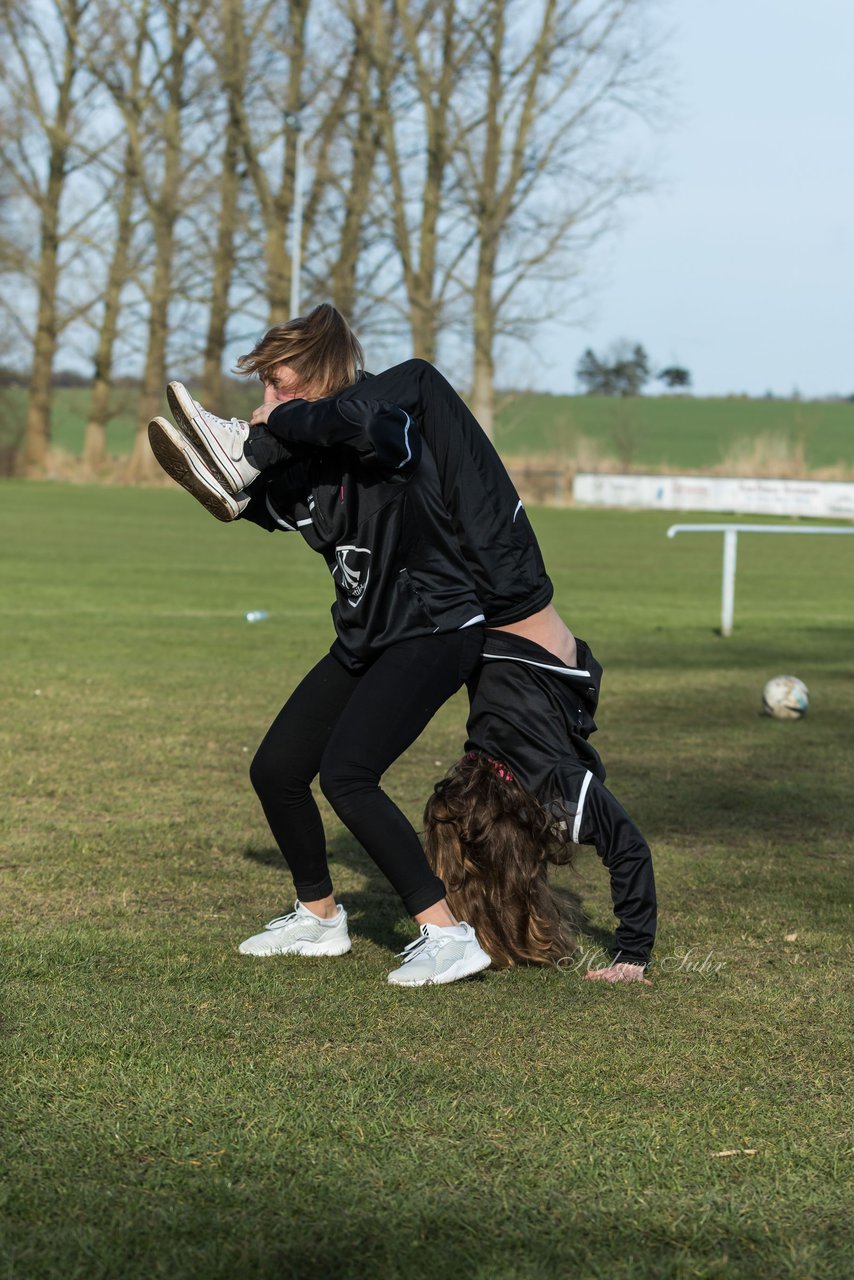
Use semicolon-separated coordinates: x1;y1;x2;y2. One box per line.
666;523;854;636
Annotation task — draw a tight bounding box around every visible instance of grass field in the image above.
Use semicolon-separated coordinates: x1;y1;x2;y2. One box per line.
2;483;852;1279
493;393;854;473
5;385;853;473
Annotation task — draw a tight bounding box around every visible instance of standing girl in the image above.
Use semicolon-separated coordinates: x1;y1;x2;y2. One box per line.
150;310;492;986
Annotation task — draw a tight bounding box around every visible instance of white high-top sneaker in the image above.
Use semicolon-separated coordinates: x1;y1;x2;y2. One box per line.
238;902;352;958
148;417;250;522
167;381;261;494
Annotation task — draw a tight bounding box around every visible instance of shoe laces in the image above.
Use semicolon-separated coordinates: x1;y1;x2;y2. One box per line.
266;905;338;930
195;399;248;438
265;910;300;930
396;926;443;963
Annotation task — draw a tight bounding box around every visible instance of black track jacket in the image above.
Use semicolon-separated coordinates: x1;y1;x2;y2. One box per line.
337;360;553;626
465;633;657;965
241;398;484;671
251;359;554;628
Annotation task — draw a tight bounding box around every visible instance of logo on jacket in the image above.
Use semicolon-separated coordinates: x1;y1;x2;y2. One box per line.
334;545;371;606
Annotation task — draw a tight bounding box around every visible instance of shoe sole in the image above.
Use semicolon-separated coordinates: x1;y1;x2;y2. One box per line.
167;381;245;494
148;417;240;522
387;949;492;987
238;938;353;958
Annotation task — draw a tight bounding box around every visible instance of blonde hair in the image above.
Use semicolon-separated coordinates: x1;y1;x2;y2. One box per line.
424;754;576;969
235;303;364;398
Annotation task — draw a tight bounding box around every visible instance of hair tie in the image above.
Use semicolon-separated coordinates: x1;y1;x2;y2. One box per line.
486;756;514;783
462;750;513;783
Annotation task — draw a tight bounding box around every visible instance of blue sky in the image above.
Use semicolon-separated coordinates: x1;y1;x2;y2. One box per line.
529;0;854;399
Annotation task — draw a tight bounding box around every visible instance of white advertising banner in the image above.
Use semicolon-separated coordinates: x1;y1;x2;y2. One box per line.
573;473;854;520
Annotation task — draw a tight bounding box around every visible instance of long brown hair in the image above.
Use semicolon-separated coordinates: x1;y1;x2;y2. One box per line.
236;303;364;397
424;754;576;969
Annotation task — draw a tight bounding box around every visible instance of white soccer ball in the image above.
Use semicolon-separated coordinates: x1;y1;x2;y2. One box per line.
762;675;809;720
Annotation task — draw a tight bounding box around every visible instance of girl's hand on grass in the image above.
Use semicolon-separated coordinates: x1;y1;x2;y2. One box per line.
583;963;652;985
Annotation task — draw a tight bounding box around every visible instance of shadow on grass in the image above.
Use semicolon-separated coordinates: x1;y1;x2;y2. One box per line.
241;840;617;960
241;839;425;952
628;752;852;852
242;834;392;891
7;1170;838;1280
553;884;618;956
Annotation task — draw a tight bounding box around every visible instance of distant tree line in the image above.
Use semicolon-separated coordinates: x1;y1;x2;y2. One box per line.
0;0;665;476
576;341;691;396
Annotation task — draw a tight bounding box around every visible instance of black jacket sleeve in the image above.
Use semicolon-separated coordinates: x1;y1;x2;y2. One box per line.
548;754;657;965
340;360;554;626
265;397;421;476
576;775;658;966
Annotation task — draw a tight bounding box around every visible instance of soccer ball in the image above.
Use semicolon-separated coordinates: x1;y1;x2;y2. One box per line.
762;675;809;720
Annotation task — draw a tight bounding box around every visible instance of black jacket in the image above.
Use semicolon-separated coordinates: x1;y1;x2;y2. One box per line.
338;361;553;625
253;359;553;626
242;398;483;671
465;632;606;793
465;633;657;964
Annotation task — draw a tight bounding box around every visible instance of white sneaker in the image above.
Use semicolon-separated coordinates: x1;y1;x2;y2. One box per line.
148;417;250;522
238;902;352;957
387;922;491;987
167;381;261;494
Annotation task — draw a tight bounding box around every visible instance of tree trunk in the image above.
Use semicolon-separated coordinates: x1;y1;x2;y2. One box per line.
23;265;59;471
407;0;457;363
127;11;185;482
83;142;137;471
83;376;110;471
470;258;496;438
266;0;308;321
374;0;460;361
329;0;382;319
469;357;494;440
264;224;291;324
466;0;503;440
130;210;177;480
201;106;241;406
20;1;81;473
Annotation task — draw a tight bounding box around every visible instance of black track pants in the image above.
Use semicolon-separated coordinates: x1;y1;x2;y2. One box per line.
250;628;483;916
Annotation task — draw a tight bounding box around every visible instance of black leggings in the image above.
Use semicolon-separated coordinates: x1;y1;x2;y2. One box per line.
250;628;483;915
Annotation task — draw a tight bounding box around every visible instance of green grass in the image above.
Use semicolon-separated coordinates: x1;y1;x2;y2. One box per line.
7;385;853;472
1;484;852;1279
493;392;854;471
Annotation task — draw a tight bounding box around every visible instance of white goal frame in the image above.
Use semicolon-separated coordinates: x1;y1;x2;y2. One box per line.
666;523;854;636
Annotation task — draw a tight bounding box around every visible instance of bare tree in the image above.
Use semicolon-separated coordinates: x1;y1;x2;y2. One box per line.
0;0;665;477
225;0;310;324
451;0;661;435
0;0;100;471
370;0;491;361
192;0;278;403
137;2;214;477
0;180;26;472
81;1;150;469
321;0;384;320
198;0;243;404
208;0;388;339
91;0;215;478
81;152;143;469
